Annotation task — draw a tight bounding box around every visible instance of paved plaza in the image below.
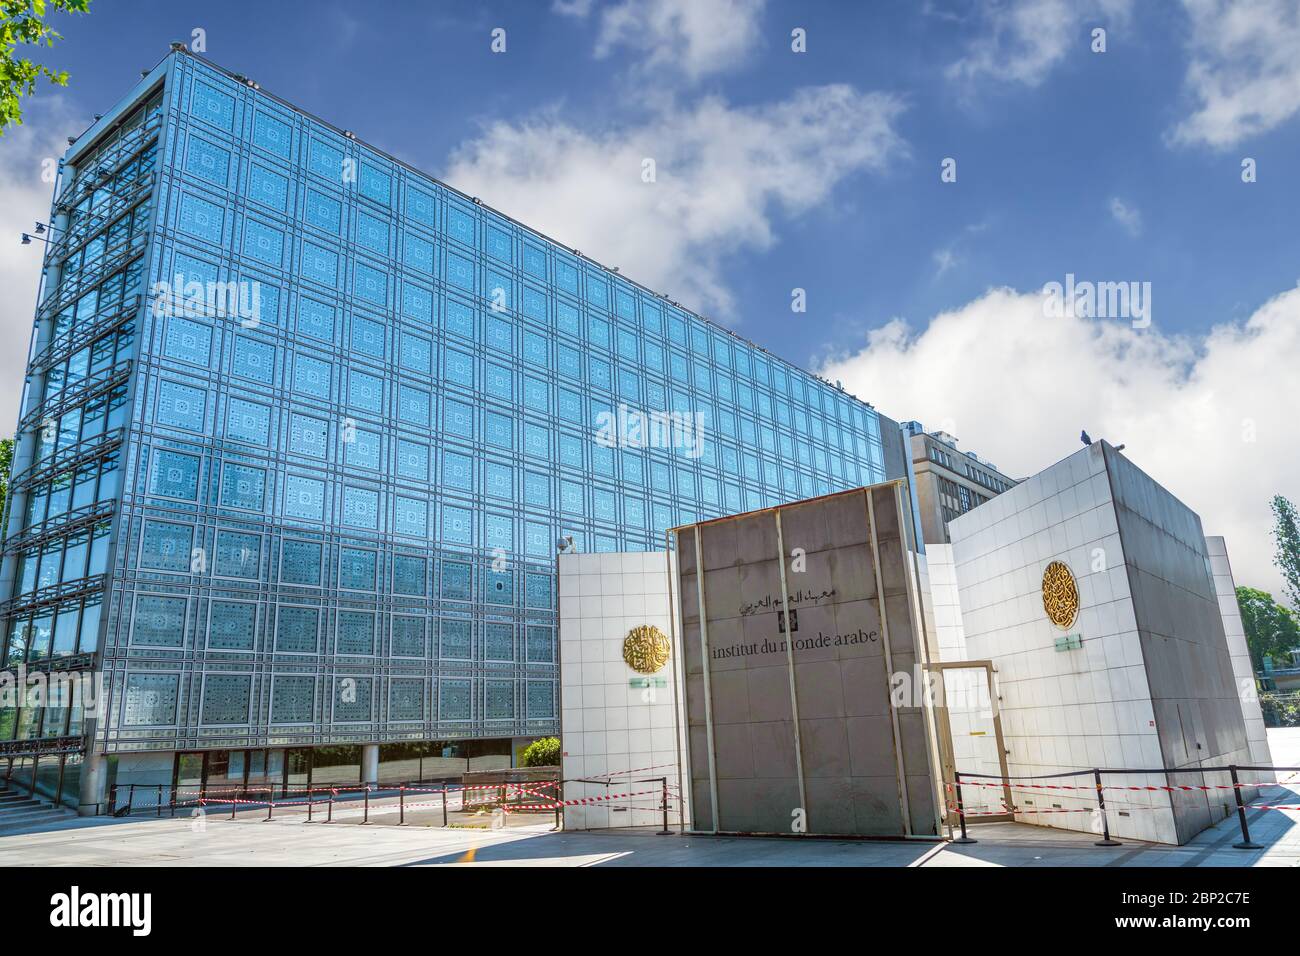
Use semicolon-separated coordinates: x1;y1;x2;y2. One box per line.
2;730;1296;868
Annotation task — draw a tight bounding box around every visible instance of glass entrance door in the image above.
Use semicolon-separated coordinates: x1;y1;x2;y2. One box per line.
174;752;206;804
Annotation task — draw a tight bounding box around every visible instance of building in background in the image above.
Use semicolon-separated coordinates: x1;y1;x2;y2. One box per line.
0;47;905;812
903;421;1017;545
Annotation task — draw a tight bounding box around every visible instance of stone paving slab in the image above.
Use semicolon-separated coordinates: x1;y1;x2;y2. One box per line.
3;729;1295;867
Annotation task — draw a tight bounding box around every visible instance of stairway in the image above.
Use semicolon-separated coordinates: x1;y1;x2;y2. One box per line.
0;783;76;832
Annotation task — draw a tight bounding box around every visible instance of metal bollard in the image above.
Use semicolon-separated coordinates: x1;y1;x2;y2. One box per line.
657;777;670;835
328;788;335;823
1230;766;1262;849
952;772;976;843
442;785;448;827
307;787;313;823
399;785;406;825
266;785;274;822
1093;769;1120;846
363;785;370;824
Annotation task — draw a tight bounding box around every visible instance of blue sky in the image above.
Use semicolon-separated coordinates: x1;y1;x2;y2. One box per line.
2;0;1298;595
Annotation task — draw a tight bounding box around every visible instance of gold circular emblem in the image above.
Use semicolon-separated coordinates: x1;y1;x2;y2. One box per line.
1041;561;1080;630
622;625;671;674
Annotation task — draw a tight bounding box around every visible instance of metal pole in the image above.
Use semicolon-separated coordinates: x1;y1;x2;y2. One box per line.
442;785;448;827
266;785;274;822
128;784;135;817
231;785;237;819
328;788;335;823
952;772;975;843
1094;769;1120;846
169;783;175;818
658;777;670;835
363;784;370;824
307;787;313;823
156;784;162;817
1230;766;1262;849
399;784;405;825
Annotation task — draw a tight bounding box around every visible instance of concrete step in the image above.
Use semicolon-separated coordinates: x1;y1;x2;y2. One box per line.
0;799;43;812
0;791;35;802
0;807;65;827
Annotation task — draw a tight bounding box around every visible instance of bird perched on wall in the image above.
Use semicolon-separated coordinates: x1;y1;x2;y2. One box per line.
1080;430;1092;446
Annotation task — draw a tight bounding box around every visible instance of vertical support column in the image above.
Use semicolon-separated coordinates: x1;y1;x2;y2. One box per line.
773;510;809;832
78;750;107;817
361;743;379;787
866;490;913;836
694;530;720;834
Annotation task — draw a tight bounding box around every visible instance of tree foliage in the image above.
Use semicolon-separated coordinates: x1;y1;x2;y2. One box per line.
0;437;13;539
1236;586;1300;671
1272;495;1300;609
519;736;561;768
1;0;91;134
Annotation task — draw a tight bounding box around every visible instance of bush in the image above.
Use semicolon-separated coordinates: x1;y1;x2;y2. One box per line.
519;736;561;768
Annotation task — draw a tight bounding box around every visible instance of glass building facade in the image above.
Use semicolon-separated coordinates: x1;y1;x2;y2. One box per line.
0;49;898;804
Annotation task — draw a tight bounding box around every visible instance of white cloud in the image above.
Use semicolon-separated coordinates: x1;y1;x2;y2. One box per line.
0;98;80;435
1108;196;1142;235
582;0;768;82
946;0;1132;88
1170;0;1300;148
444;85;905;318
552;0;596;16
933;248;958;277
931;220;990;279
817;284;1300;602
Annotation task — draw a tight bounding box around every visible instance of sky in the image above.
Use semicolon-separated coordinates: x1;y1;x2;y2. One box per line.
1;0;1297;600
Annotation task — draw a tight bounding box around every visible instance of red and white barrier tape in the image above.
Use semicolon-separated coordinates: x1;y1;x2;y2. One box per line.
581;763;677;781
947;779;1291;794
507;787;668;812
177;780;559;800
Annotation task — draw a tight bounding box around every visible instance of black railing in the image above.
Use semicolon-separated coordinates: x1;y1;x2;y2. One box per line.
102;774;567;826
950;763;1298;850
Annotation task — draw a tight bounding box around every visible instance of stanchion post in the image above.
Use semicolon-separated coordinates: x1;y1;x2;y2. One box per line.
307;787;313;823
169;785;175;818
363;784;370;824
328;788;335;823
156;784;162;817
952;772;976;843
442;785;448;827
127;784;135;817
1093;769;1121;846
399;784;405;826
658;777;670;835
266;785;274;822
1230;766;1262;849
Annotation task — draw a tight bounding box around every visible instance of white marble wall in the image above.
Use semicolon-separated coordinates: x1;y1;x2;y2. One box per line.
949;445;1178;843
1207;536;1274;782
927;544;1003;814
558;551;683;830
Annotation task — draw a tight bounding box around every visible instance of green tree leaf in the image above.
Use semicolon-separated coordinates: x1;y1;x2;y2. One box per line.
1272;495;1300;609
1236;585;1300;671
0;0;92;134
519;736;561;768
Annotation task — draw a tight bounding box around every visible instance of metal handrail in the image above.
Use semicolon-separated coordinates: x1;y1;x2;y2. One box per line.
2;497;117;557
31;294;141;375
9;427;125;495
18;358;133;436
949;762;1298;849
